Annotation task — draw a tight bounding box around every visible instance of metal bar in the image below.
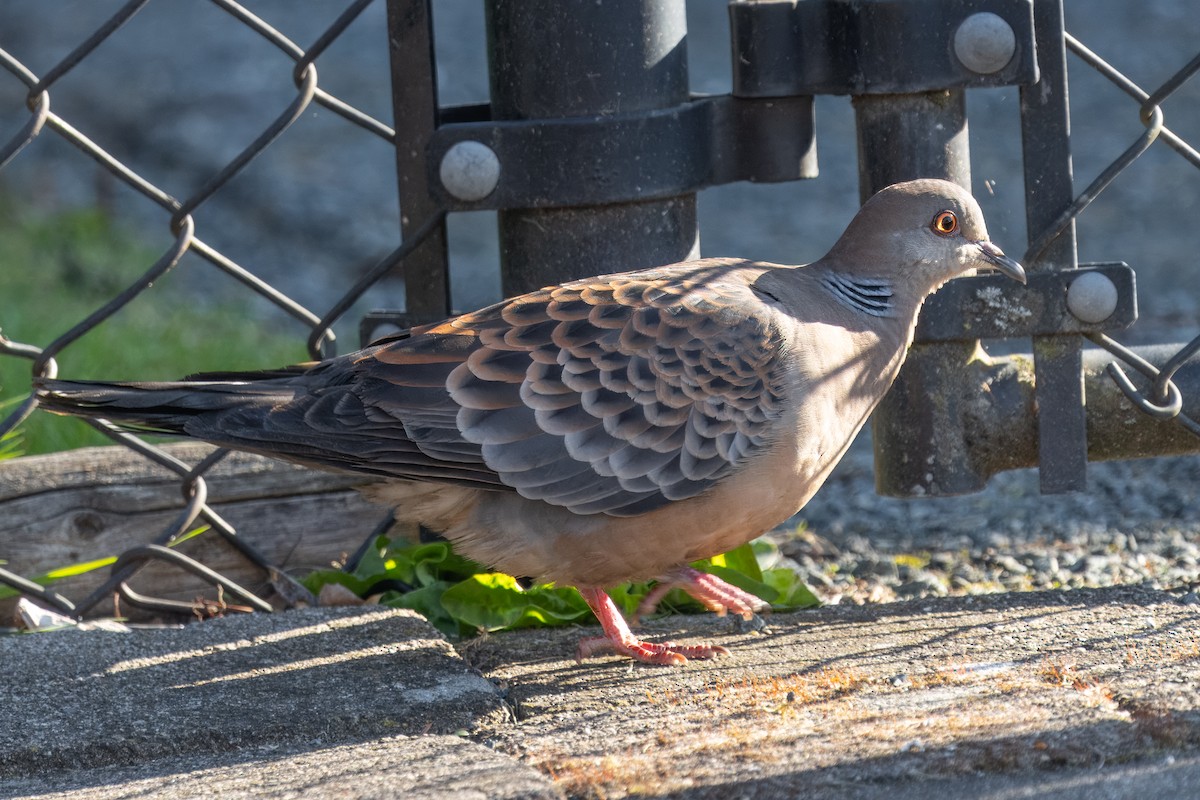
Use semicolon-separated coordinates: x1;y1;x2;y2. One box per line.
727;0;1038;96
110;545;274;614
854;90;988;496
483;0;698;296
386;0;451;323
851;90;971;201
426;94;817;211
26;0;151;99
1020;0;1085;493
306;210;448;358
0;566;77;615
914;263;1136;343
873;344;1200;494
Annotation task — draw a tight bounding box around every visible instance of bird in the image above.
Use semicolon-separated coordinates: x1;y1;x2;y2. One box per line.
36;179;1025;665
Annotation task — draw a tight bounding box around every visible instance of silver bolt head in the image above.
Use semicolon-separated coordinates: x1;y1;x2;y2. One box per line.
439;140;500;201
1067;272;1119;324
954;12;1017;75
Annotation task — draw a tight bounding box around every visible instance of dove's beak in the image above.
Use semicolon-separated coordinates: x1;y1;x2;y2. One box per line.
977;241;1027;284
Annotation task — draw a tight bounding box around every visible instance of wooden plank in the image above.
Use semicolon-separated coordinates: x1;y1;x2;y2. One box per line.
0;443;403;619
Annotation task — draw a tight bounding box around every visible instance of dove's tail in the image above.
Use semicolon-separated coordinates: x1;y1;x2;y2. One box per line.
35;373;301;437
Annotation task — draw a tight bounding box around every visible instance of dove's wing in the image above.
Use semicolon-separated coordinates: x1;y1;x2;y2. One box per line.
281;259;789;517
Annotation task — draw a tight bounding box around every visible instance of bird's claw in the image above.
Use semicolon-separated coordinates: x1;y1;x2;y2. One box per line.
575;585;735;666
635;566;770;623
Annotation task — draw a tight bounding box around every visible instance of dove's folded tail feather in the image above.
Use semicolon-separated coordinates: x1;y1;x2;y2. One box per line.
35;375;510;491
36;377;290;435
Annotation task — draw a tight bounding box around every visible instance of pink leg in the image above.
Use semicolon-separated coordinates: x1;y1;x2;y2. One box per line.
636;566;769;623
575;586;730;666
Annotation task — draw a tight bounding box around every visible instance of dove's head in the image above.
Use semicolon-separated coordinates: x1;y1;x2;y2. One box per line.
828;178;1026;293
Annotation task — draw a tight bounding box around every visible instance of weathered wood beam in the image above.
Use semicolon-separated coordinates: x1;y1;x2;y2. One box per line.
0;443;397;620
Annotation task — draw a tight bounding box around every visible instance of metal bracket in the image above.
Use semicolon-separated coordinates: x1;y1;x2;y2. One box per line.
359;263;1136;348
731;0;1039;97
422;0;1038;213
360;310;444;346
916;262;1137;343
426;95;817;211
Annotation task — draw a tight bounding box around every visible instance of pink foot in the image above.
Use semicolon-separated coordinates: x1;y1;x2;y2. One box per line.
575;586;730;666
635;566;769;622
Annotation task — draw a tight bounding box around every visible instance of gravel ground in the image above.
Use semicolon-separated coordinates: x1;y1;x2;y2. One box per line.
771;438;1200;607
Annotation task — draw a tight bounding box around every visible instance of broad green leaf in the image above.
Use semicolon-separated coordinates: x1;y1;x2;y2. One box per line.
382;582;464;637
302;568;379;598
305;533;819;636
408;542;483;585
440;573;591;631
350;535;394;581
762;567;821;609
700;542;763;582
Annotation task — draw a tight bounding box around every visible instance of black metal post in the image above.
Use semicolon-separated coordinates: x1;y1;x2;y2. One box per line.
386;0;451;324
855;90;996;496
1019;0;1087;493
852;91;972;204
483;0;698;296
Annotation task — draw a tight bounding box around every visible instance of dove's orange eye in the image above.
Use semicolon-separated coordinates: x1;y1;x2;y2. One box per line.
931;210;959;236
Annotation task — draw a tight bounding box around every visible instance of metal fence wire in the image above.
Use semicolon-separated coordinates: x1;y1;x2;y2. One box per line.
0;0;1198;621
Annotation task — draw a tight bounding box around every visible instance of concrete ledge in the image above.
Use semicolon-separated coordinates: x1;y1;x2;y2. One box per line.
466;586;1200;797
3;588;1199;797
0;608;509;782
0;735;561;800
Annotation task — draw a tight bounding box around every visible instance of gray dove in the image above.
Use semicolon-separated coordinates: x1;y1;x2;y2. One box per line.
37;179;1025;665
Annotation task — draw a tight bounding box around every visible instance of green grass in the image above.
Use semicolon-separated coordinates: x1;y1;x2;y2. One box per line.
0;202;309;455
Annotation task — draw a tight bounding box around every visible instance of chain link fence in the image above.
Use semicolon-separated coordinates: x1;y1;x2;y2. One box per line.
0;0;425;618
0;0;1197;622
1057;35;1200;436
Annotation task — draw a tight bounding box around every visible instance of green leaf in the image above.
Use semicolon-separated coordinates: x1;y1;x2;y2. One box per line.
440;573;591;631
302;567;379;598
761;567;821;609
306;533;819;636
0;428;23;461
697;542;763;582
689;541;821;611
0;555;120;601
381;582;464;637
42;556;117;580
404;542;482;586
350;535;394;581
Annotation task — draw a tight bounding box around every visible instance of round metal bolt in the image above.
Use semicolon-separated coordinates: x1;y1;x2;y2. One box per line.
439;140;501;201
953;12;1017;75
1067;272;1119;324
